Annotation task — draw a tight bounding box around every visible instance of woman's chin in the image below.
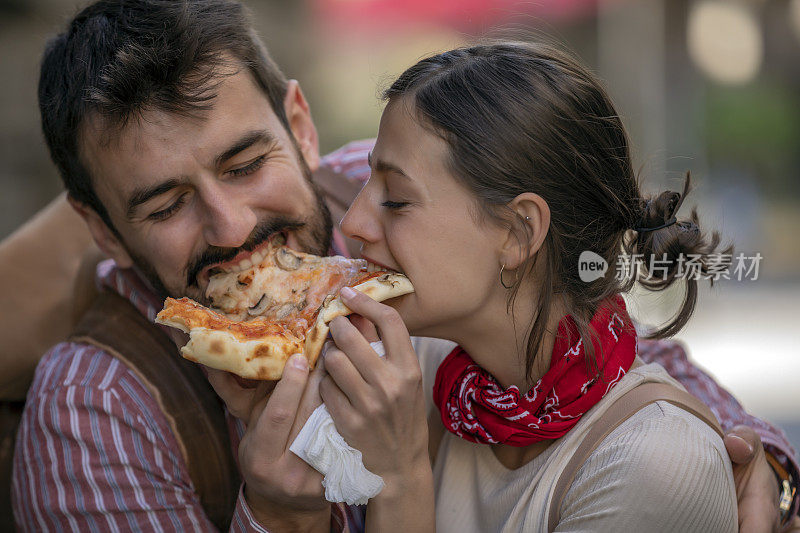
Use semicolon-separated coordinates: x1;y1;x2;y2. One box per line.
388;297;422;333
401;312;437;338
384;293;441;338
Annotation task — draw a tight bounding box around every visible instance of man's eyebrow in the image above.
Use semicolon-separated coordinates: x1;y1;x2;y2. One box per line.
126;177;187;220
125;130;276;220
214;129;275;168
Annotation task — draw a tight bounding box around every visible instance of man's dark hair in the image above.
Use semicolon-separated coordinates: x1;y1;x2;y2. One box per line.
39;0;290;230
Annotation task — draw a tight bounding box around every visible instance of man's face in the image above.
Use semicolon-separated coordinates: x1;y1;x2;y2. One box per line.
80;68;331;304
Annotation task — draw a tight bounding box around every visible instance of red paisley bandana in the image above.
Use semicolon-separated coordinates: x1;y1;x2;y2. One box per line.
433;296;637;446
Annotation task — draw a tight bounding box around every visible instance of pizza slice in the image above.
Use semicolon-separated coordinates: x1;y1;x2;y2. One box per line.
155;243;412;380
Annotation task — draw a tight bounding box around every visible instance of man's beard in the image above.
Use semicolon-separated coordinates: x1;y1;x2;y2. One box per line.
127;149;333;305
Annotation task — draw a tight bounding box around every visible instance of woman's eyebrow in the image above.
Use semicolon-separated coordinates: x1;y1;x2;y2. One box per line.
369;152;410;179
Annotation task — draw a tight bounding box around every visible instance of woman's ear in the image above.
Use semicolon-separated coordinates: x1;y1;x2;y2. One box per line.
499;192;550;270
67;196;134;269
283;80;320;172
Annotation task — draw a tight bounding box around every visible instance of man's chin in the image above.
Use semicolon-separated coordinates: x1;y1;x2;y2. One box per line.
181;288;210;306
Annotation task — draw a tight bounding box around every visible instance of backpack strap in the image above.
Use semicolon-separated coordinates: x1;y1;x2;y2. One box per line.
70;290;240;530
547;382;723;532
312;165;365;258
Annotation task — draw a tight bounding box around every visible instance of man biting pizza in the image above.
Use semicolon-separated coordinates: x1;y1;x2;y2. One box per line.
5;0;797;531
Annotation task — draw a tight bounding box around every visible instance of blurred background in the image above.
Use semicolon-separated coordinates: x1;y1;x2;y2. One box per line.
1;0;798;450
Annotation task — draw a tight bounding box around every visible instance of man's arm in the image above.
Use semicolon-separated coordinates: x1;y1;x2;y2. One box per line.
11;343;343;532
0;193;95;400
639;338;799;527
206;354;366;533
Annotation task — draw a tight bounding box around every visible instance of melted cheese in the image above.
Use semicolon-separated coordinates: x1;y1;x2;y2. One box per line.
205;245;369;324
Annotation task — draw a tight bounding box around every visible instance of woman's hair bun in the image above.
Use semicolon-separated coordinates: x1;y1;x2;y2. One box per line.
635;187;684;233
629;172;733;338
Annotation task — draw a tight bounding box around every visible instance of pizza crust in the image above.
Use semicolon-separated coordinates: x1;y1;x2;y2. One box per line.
304;273;414;371
156;272;413;380
183;328;303;380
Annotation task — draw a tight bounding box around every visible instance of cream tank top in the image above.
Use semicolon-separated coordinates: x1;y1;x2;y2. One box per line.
426;361;737;532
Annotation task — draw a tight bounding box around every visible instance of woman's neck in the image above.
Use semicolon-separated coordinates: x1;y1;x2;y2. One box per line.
450;287;567;392
471;291;569;469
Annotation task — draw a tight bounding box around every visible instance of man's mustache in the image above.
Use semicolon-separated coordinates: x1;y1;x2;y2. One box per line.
185;218;305;288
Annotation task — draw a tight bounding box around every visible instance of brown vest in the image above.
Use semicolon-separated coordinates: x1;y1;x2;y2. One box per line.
71;289;241;530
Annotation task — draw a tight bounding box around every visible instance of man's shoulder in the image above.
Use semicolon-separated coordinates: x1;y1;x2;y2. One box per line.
20;340;185;454
321;139;375;183
27;340;161;419
637;337;689;366
30;341;126;395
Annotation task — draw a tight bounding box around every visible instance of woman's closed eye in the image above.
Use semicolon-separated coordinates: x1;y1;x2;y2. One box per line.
381;200;410;209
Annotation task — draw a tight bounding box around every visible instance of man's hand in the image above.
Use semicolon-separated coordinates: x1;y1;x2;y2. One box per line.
207;354;330;532
724;425;781;532
206;369;276;422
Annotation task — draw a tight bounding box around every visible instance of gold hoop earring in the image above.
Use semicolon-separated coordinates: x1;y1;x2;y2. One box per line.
499;264;517;289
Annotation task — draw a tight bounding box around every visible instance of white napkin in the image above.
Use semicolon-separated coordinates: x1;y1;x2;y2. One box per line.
290;341;386;506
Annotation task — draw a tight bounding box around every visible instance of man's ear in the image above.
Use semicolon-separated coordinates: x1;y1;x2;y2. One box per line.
498;192;550;270
67;196;134;269
283;80;320;172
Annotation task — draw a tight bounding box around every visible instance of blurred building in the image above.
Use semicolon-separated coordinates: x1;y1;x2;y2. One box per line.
2;0;799;446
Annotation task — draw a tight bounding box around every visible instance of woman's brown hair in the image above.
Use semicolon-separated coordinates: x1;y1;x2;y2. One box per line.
384;41;731;378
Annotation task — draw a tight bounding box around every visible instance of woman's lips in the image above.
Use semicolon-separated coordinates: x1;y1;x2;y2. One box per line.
359;253;400;273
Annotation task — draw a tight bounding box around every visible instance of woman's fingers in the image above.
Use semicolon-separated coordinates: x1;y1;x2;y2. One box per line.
349;313;380;342
319;374;357;431
328;315;385;384
323;343;374;410
338;286;415;363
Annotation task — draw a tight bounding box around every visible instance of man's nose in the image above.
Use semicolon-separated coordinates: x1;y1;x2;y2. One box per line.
200;189;257;248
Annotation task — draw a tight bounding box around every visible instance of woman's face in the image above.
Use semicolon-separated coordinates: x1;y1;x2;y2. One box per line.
340;99;507;338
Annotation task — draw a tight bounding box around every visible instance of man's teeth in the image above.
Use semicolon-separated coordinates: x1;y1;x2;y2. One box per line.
219;246;271;275
251;248;268;266
366;262;389;273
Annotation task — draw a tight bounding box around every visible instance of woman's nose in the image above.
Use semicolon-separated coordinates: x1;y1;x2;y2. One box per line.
340;186;381;245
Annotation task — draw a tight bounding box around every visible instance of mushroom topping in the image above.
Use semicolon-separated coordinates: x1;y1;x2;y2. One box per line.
275;248;303;271
378;273;399;287
237;272;254;288
273;302;298;320
247;294;273;316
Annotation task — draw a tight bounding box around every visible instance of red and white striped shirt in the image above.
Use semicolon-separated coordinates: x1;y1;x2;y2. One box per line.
12;140;798;530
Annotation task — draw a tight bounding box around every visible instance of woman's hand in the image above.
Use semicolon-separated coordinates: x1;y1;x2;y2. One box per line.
321;286;434;532
322;286;429;479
